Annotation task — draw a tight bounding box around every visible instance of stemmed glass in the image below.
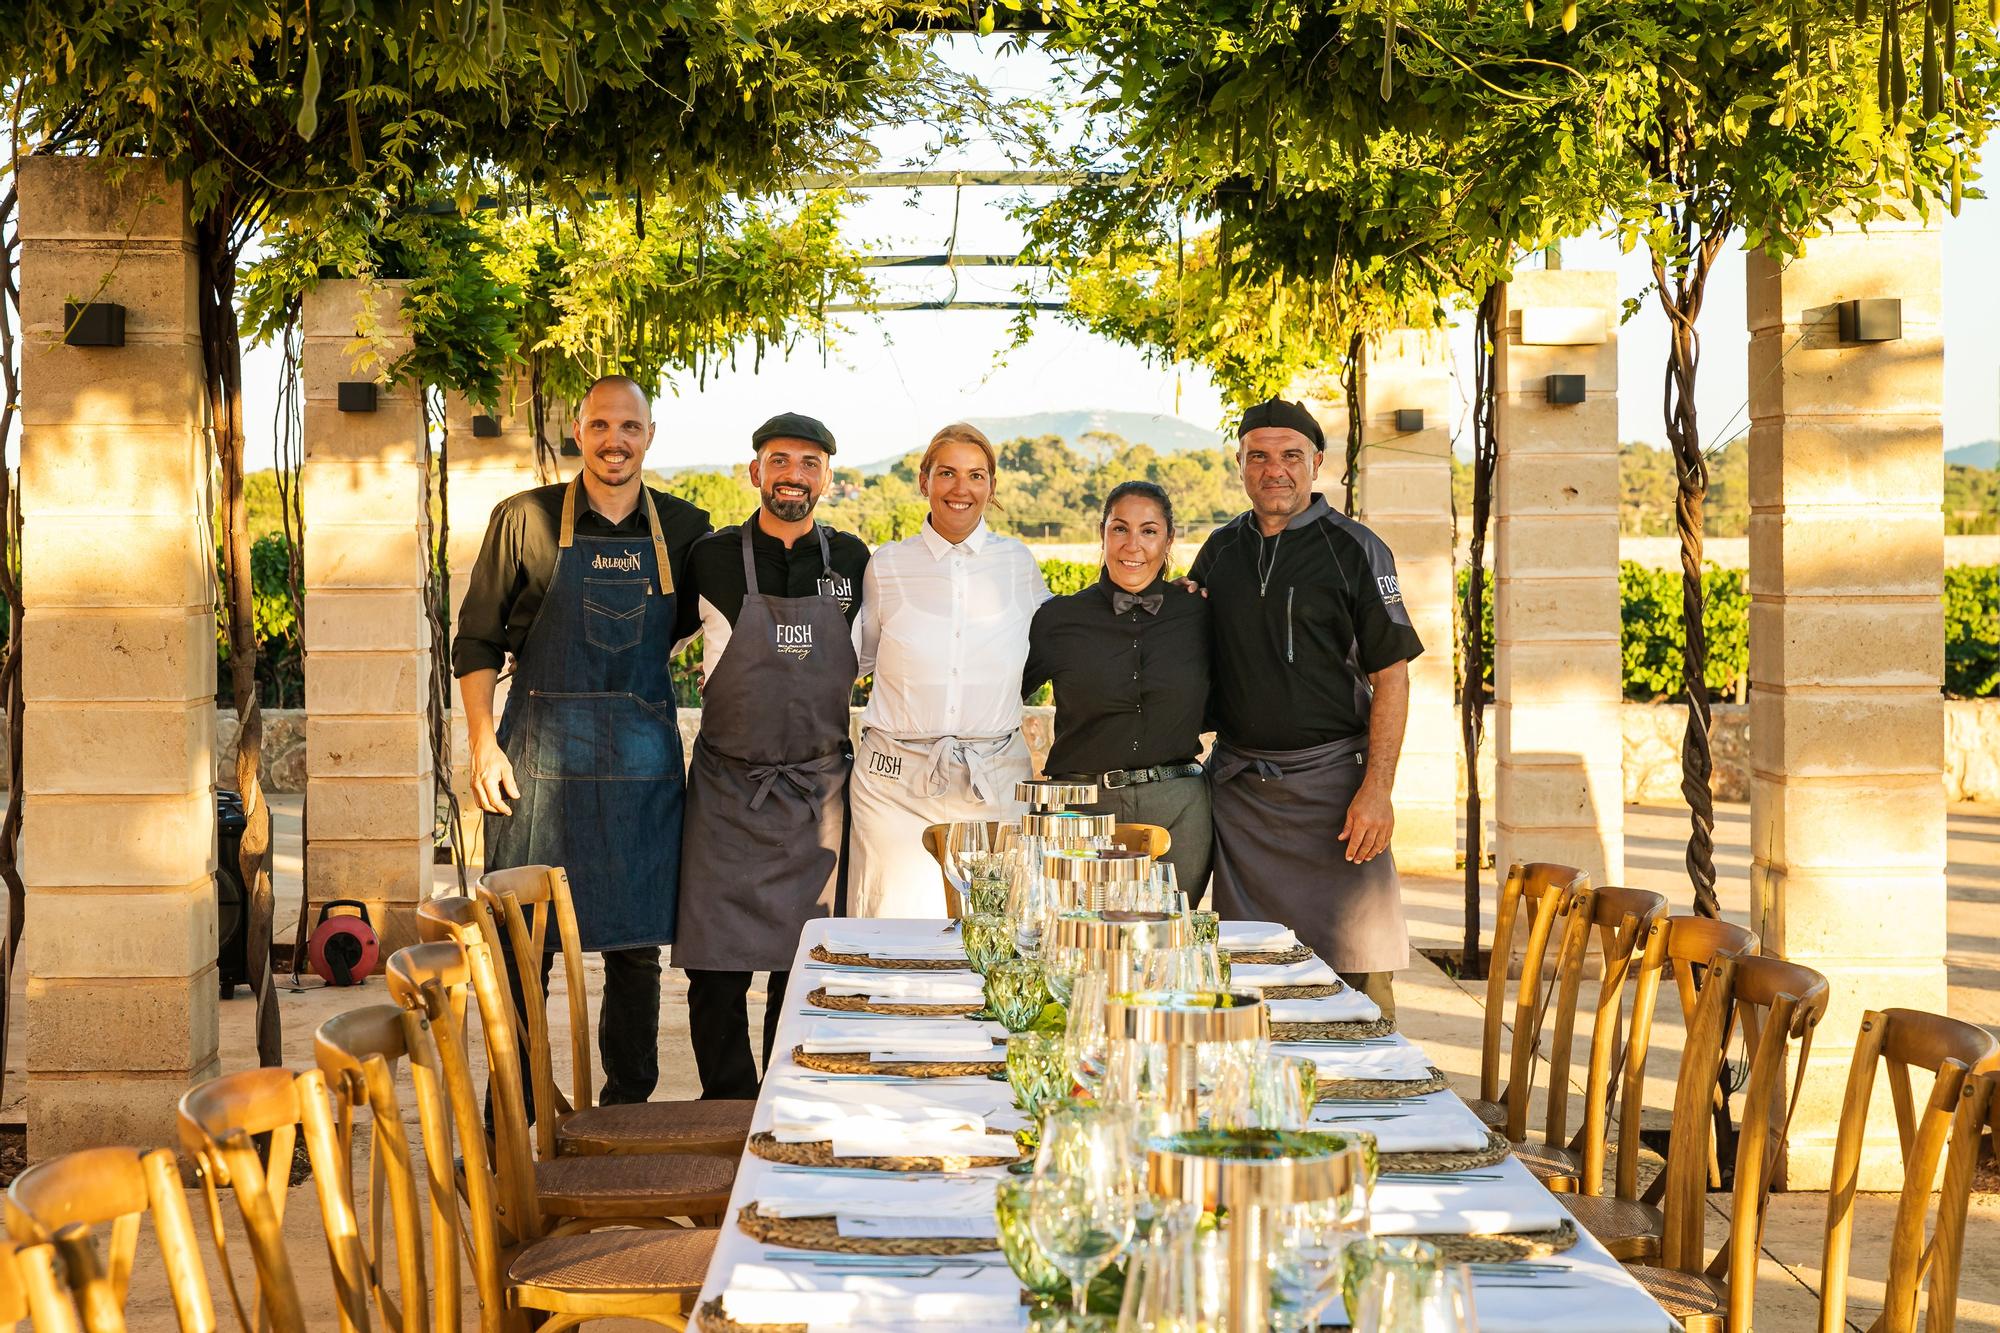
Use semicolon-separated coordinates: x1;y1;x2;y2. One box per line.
1007;846;1053;959
1062;970;1111;1094
1251;1052;1319;1131
1267;1196;1361;1333
1029;1104;1137;1318
944;821;992;918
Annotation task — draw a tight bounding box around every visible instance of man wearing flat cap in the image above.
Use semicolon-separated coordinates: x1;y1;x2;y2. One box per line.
1185;398;1424;1020
674;412;869;1097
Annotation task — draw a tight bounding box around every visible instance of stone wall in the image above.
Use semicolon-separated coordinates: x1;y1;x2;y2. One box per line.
113;698;2000;805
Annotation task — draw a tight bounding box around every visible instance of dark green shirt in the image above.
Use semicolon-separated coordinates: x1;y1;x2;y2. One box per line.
450;482;712;677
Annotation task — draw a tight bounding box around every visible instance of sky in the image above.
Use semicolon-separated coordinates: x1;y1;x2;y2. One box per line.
224;37;2000;472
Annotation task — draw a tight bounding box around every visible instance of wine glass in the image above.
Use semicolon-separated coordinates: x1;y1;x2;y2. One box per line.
1026;1167;1135;1317
1008;846;1052;959
945;821;992;917
1345;1236;1459;1333
1268;1196;1360;1333
1251;1052;1318;1131
1062;970;1111;1094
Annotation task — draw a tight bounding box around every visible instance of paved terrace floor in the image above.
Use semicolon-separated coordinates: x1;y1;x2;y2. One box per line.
7;798;1998;1330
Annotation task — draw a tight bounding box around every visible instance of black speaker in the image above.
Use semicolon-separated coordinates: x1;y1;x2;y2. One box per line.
216;789;250;998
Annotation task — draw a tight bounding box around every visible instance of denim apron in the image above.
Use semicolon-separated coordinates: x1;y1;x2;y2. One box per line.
484;478;686;951
674;523;856;972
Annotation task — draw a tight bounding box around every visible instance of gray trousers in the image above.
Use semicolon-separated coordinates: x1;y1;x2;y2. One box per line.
1075;773;1212;901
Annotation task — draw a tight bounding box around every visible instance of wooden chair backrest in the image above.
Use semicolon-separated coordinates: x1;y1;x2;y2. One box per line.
477;865;593;1153
5;1146;215;1333
1921;1071;2000;1333
383;945;517;1333
386;939;543;1253
1479;863;1590;1121
1536;886;1669;1186
3;1240;87;1333
312;1004;464;1333
920;821;1003;919
1109;824;1171;859
1817;1009;2000;1333
1654;952;1829;1328
1612;913;1759;1200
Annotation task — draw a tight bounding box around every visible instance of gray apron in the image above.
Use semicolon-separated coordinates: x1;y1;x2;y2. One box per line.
1207;734;1409;973
673;523;856;972
485;479;685;952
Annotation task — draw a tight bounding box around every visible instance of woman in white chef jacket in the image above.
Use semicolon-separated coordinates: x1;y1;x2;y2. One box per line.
848;422;1050;917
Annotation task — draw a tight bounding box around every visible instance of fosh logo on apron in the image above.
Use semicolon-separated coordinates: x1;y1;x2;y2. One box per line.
867;749;902;780
817;572;854;611
774;622;815;660
593;549;643;572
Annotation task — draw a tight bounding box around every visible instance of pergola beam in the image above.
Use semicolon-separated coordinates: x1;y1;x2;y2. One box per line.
824;299;1066;311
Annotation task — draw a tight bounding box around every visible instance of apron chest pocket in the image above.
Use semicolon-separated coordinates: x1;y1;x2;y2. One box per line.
526;692;678;780
583;578;647;653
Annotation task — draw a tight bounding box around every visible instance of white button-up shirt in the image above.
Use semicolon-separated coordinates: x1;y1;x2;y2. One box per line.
853;518;1050;739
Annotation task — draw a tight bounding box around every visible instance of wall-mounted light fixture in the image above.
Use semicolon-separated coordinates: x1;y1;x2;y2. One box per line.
1394;408;1425;433
63;302;125;347
470;414;502;437
336;382;379;413
1837;298;1901;343
1545;374;1587;405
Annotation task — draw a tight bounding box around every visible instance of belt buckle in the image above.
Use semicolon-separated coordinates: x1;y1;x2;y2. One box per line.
1100;768;1133;790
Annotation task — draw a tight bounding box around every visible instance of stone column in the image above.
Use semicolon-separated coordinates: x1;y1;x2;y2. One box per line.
1353;329;1458;876
1492;271;1624;886
301;280;432;953
18;158;218;1155
1745;217;1945;1189
442;383;550;867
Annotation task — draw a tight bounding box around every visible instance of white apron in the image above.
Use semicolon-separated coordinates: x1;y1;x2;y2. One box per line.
846;728;1030;918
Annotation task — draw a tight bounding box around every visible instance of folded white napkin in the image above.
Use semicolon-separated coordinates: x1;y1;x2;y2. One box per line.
1232;957;1342;990
800;1020;998;1056
832;1124;1019;1159
1309;1104;1490;1153
1368;1172;1571;1235
1219;921;1299;951
818;969;986;1001
823;923;968;960
1274;1041;1433;1082
721;1263;1021;1326
752;1172;1001;1220
1266;991;1383;1023
765;1083;1009;1142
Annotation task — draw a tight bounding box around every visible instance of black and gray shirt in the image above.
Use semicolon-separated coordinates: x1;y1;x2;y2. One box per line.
1187;494;1424;751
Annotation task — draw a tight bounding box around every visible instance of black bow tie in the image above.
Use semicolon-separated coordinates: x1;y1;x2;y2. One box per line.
1112;590;1164;616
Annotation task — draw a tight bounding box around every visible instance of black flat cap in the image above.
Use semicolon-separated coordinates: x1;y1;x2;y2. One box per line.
1236;397;1325;452
752;411;837;454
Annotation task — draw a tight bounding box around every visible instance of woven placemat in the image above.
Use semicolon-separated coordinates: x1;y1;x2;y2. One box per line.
1420;1219;1580;1264
748;1131;1024;1173
736;1202;999;1256
804;987;980;1017
1378;1131;1513;1174
1259;983;1347;999
1224;944;1316;966
1313;1065;1451;1100
792;1046;1005;1078
809;944;967;971
699;1297;802;1333
1272;1018;1396;1041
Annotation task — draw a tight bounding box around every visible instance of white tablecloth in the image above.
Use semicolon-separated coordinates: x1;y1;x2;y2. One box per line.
696;918;1677;1333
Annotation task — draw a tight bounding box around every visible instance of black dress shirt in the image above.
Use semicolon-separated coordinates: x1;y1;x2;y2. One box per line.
1186;494;1424;751
687;511;872;683
1021;572;1210;776
450;482;711;677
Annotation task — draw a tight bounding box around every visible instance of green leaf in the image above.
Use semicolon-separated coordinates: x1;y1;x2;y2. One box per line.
297;40;322;141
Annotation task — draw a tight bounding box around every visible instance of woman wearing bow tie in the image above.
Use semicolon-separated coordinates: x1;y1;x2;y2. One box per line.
1022;481;1213;893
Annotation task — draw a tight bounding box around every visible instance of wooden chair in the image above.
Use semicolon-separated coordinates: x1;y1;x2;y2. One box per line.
179;1063;429;1333
2;1240;89;1333
420;880;755;1159
384;942;716;1332
384;932;733;1237
1814;1010;2000;1333
1510;885;1669;1192
1109;823;1171;859
4;1147;216;1333
1586;952;1828;1330
1468;862;1592;1132
919;820;1004;918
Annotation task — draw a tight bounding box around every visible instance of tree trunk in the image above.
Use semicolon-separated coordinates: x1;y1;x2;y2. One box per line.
1460;286;1500;976
1340;331;1365;515
0;178;26;1093
197;205;281;1065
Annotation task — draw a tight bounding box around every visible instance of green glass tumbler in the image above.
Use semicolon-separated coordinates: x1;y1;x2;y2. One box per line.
969;875;1011;917
1007;1030;1068;1117
964;912;1018;975
1188;910;1220;948
997;1178;1070;1307
987;958;1053;1031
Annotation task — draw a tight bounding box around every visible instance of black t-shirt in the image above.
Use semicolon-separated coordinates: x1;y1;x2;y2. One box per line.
687;511;871;682
451;482;710;677
1187;495;1424;751
1021;573;1210;776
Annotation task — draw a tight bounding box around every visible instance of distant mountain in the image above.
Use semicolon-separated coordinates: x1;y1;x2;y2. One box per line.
971;409;1229;456
1947;440;1996;469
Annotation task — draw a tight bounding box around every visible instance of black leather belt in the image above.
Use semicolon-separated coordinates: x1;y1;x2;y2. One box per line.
1052;761;1204;791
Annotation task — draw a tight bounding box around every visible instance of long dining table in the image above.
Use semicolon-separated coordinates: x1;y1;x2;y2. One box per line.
693;917;1679;1332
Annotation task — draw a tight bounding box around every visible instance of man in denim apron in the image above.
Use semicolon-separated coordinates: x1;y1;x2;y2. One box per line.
453;375;710;1104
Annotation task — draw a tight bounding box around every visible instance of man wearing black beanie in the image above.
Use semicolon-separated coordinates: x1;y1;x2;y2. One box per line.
1184;397;1424;1020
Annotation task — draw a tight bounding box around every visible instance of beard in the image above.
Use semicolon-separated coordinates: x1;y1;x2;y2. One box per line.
764;484;816;523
